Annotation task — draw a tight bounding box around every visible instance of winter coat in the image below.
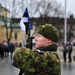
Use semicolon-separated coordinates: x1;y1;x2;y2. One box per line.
13;44;61;75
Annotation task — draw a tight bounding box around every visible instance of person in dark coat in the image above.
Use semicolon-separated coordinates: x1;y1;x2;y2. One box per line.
63;44;68;62
0;43;4;58
9;43;15;61
68;43;73;62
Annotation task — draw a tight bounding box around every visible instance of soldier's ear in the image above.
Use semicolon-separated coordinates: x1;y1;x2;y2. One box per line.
47;39;52;44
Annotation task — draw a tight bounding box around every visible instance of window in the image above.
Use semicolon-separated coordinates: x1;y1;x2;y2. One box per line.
14;33;17;40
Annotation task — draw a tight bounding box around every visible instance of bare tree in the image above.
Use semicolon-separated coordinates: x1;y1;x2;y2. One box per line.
1;0;25;43
28;0;64;26
24;0;65;36
0;0;11;42
1;0;69;42
67;15;75;42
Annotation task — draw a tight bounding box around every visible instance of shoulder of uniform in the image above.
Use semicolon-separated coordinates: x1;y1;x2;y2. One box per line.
30;49;44;54
37;50;44;54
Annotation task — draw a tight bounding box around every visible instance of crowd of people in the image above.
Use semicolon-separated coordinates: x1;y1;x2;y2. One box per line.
63;43;73;62
0;42;15;60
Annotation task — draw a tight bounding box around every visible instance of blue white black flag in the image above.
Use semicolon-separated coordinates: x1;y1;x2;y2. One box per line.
20;7;33;33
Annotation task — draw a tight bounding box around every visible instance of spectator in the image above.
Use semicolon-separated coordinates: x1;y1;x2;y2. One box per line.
63;44;68;62
9;43;15;61
68;43;73;62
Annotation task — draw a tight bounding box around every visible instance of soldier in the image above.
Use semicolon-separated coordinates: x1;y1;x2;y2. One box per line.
13;24;61;75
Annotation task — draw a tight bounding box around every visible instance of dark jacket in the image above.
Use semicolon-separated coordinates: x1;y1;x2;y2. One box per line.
9;43;15;53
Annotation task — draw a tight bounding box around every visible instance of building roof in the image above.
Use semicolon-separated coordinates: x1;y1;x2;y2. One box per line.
11;15;75;26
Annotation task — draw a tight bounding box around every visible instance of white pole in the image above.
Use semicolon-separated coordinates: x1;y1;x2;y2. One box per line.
22;31;25;47
64;0;67;44
22;0;25;47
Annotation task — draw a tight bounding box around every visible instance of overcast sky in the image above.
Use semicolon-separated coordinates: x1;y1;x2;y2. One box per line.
0;0;75;17
56;0;75;17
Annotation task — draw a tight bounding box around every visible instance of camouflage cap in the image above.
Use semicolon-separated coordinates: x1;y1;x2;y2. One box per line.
37;24;60;42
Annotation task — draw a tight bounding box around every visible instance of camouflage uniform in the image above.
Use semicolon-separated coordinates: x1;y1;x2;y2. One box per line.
13;44;61;75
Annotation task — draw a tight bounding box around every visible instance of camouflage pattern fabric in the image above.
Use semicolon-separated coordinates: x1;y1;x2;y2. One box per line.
13;47;61;75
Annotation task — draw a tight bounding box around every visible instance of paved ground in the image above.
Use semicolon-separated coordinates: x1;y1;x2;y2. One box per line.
61;62;75;75
0;57;19;75
0;49;75;75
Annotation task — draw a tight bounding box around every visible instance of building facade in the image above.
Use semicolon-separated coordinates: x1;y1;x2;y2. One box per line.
0;4;23;44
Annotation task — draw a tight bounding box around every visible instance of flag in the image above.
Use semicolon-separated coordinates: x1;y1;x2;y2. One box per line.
28;16;33;29
20;7;29;33
29;23;33;29
20;7;33;33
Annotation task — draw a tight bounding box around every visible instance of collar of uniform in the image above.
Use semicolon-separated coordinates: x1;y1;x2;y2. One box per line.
39;44;57;52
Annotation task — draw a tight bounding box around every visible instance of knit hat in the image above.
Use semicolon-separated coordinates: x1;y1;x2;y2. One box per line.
37;24;60;42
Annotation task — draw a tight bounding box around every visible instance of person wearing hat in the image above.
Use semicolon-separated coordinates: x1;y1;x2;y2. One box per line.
13;24;61;75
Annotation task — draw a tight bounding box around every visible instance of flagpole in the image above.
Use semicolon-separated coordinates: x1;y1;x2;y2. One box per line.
22;31;25;47
22;0;25;47
64;0;67;44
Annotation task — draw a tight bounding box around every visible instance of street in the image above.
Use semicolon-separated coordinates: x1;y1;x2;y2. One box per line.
0;57;19;75
61;61;75;75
